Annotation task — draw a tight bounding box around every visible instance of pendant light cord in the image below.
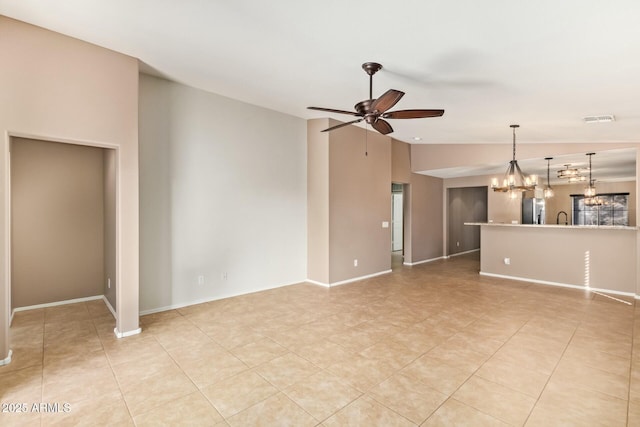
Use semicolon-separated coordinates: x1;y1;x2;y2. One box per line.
512;127;516;161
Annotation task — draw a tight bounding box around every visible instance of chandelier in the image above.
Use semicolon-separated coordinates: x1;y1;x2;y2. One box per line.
584;152;602;206
557;165;580;179
491;124;537;199
543;157;554;198
557;164;588;181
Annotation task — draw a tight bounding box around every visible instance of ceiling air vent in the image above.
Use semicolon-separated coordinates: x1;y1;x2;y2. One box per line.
583;115;615;123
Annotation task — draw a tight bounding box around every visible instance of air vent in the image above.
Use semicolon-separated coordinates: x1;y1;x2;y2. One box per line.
583;115;615;123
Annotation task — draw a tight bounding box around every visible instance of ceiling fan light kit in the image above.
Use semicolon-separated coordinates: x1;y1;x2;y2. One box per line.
307;62;444;135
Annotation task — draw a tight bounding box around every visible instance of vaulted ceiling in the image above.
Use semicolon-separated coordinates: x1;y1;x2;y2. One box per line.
2;0;639;148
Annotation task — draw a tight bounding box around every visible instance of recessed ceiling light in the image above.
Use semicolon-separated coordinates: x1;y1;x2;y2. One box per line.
413;136;422;141
583;115;615;123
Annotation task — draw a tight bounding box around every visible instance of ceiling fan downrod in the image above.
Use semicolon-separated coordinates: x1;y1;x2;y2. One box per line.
362;62;382;101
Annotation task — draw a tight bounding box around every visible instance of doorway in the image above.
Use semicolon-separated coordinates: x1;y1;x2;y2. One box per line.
447;186;488;256
9;137;117;318
391;183;404;269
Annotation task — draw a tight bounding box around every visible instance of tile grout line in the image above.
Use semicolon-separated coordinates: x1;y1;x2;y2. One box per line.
99;328;137;425
520;309;585;426
420;309;530;425
161;309;253;424
626;302;636;427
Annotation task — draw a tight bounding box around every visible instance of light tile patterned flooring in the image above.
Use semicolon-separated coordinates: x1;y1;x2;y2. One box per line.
2;253;640;426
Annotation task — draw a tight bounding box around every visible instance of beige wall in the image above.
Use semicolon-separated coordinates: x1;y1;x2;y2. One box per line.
103;149;117;309
391;140;444;264
480;225;637;294
0;17;139;360
444;175;522;224
328;120;392;283
307;119;396;284
391;141;413;262
139;75;307;312
409;175;445;263
11;138;104;308
307;120;330;284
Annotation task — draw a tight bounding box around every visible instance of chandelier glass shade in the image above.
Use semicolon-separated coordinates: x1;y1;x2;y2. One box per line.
583;152;602;206
568;175;587;183
491;125;537;197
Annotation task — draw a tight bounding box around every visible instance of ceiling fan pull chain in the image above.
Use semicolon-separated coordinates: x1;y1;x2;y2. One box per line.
365;124;369;157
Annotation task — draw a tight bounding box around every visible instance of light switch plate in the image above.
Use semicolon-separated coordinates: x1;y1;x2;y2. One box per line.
382;221;389;228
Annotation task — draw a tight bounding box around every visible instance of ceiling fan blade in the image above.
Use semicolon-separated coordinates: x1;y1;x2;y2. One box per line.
308;106;360;116
370;89;404;114
372;119;394;135
321;118;363;132
383;109;445;119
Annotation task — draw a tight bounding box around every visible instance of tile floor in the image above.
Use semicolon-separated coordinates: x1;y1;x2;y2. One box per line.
1;252;639;426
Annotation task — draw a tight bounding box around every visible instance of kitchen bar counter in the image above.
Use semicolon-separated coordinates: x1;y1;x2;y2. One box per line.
465;222;638;231
465;222;639;296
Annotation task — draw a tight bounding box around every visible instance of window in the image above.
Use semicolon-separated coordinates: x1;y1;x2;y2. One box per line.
571;193;629;226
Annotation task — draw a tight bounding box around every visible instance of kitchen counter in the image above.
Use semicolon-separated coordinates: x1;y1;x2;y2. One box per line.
464;222;638;231
465;222;639;296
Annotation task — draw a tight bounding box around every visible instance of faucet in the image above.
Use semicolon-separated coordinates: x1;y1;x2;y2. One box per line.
557;211;568;225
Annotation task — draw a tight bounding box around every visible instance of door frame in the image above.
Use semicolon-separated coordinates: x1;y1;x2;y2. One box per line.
4;131;120;339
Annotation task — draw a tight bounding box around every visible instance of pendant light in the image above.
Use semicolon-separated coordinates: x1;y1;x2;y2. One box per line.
543;157;554;198
557;164;582;179
491;124;537;199
584;152;602;206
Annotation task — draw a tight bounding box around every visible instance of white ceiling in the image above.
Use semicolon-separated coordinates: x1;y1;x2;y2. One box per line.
2;0;639;179
422;148;637;184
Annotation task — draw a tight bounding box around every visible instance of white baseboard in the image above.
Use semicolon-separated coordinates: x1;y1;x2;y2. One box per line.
114;327;141;339
306;269;393;287
479;271;636;298
404;256;445;266
305;279;329;287
0;350;12;366
448;248;480;258
12;295;104;313
139;279;307;316
102;296;116;319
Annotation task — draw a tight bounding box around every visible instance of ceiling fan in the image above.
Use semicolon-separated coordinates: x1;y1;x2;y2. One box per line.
308;62;444;135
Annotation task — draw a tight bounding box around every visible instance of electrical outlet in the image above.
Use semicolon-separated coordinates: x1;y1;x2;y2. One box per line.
107;278;111;289
354;259;358;267
504;258;511;265
221;272;228;280
456;241;460;247
198;275;205;285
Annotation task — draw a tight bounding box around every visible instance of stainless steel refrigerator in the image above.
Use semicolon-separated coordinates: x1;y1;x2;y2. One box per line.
522;198;545;224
